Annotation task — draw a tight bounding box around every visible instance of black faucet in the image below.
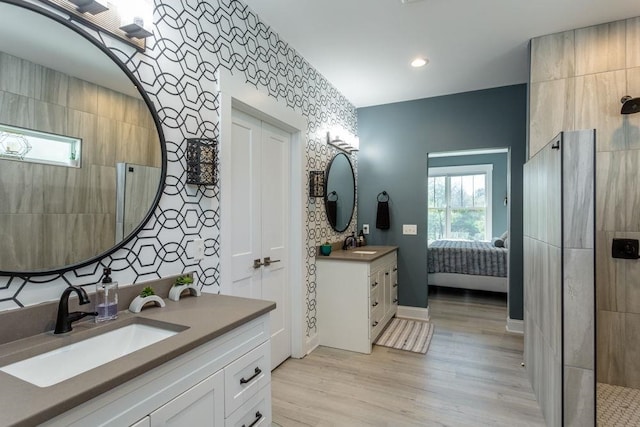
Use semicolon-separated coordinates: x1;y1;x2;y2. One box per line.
343;233;357;250
54;286;97;334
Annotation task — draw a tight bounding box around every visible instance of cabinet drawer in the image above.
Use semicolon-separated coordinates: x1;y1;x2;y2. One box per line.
225;385;271;427
370;284;382;310
370;304;384;334
369;275;381;291
370;251;396;273
224;341;271;417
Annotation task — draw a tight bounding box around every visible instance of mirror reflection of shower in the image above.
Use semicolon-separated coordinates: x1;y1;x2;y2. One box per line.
116;163;162;242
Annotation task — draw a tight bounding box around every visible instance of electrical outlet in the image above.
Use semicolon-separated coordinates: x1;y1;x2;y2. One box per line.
194;239;205;260
363;224;369;234
403;224;417;235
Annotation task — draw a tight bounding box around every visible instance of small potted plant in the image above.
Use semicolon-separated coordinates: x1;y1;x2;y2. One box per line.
320;241;332;256
129;286;166;313
169;274;201;301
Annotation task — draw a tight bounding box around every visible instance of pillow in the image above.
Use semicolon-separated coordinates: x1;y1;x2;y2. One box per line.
504;237;509;248
500;230;508;240
492;238;504;248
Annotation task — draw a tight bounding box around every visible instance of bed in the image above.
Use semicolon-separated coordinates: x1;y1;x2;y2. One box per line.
427;240;508;293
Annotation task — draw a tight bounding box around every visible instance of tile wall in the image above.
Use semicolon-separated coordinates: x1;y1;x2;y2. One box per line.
530;15;640;390
524;130;595;426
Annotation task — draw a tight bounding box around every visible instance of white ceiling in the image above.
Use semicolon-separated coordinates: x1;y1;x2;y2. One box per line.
242;0;640;108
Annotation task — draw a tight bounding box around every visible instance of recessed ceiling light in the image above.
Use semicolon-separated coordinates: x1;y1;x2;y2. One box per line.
411;57;428;68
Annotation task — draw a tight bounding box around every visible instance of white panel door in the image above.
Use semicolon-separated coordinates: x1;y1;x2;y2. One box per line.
230;109;291;370
230;112;262;300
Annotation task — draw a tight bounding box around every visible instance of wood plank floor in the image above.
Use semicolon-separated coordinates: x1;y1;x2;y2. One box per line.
271;287;545;426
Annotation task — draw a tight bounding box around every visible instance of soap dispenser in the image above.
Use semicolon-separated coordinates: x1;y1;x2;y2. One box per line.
96;268;118;322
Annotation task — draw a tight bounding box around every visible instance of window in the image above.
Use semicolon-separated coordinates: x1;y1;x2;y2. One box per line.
428;164;492;242
0;123;81;168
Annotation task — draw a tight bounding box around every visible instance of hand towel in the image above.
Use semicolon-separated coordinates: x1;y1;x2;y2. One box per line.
376;201;390;229
326;200;337;227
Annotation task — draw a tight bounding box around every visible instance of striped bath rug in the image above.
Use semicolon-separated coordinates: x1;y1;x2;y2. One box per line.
374;318;435;354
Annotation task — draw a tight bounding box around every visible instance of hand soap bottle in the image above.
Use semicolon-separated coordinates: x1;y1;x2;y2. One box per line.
96;268;118;322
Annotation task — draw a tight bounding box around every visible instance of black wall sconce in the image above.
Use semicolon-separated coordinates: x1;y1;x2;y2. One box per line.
186;138;217;185
309;170;326;197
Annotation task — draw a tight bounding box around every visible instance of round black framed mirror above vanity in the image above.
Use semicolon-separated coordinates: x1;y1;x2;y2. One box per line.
0;1;166;275
324;152;355;232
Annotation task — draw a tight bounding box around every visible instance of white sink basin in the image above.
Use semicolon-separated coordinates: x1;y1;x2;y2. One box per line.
352;250;377;255
1;323;180;387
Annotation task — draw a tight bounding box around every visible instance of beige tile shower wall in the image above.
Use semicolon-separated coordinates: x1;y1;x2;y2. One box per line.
0;52;158;271
530;11;640;397
524;137;562;427
562;130;595;427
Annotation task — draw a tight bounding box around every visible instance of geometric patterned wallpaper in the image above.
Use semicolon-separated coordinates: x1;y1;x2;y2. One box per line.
0;0;357;339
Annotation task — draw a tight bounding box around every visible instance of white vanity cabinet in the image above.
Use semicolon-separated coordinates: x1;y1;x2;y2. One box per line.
42;315;272;427
148;370;225;426
317;249;398;354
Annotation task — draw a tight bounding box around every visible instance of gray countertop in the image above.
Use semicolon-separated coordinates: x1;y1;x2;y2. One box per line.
0;293;275;427
316;245;398;262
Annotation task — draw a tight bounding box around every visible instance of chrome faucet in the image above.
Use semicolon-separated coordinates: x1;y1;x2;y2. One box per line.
54;286;97;334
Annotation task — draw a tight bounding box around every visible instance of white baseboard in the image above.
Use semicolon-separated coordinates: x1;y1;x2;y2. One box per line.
397;305;430;322
305;333;319;356
506;317;524;334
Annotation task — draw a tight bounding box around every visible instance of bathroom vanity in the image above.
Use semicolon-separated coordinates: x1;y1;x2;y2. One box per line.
0;292;275;427
316;246;398;354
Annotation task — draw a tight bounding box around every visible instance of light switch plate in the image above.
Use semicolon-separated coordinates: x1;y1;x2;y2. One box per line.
194;239;205;260
363;224;369;234
403;224;417;235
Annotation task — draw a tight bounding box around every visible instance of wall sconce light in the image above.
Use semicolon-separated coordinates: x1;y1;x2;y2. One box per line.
326;132;359;154
309;171;326;198
186;138;217;185
114;0;154;39
67;0;108;15
42;0;150;50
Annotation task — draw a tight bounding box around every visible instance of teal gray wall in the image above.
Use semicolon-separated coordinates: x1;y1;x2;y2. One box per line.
356;84;527;320
428;152;509;238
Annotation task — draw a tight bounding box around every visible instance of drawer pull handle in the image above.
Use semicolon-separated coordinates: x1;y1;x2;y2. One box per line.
240;367;262;384
385;272;389;276
393;267;398;272
242;411;263;427
393;282;398;288
393;298;398;303
372;301;379;307
372;321;379;327
371;281;378;288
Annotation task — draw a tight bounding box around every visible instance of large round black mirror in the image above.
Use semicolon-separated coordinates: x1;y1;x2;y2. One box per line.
0;1;165;275
325;153;355;232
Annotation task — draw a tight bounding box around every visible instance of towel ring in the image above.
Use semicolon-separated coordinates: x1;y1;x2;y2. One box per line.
377;191;389;202
327;191;338;201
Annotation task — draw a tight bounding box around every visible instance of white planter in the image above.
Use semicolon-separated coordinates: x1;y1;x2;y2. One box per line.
128;295;165;313
168;284;201;302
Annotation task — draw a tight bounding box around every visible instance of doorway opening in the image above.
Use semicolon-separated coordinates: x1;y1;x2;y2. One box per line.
426;148;511;320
